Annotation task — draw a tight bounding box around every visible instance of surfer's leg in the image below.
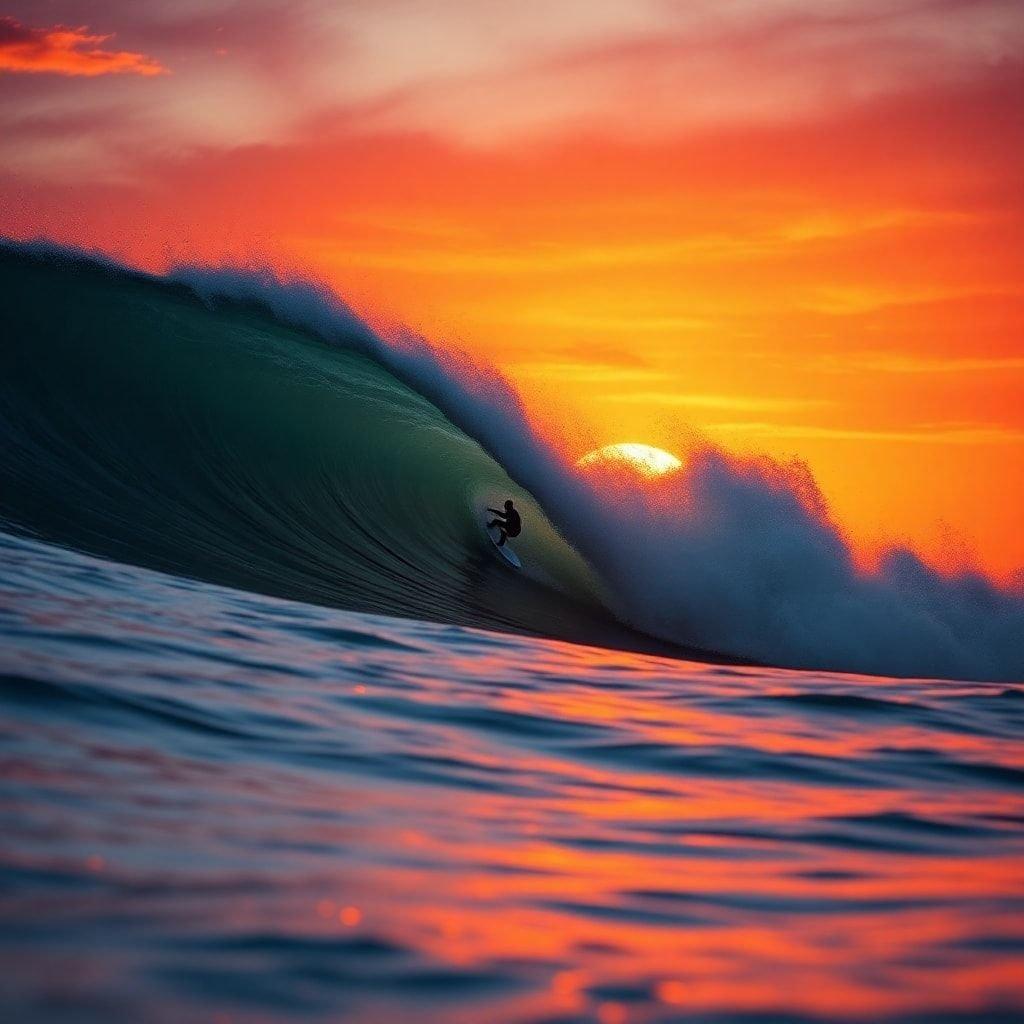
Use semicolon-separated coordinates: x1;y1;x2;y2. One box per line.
496;529;508;546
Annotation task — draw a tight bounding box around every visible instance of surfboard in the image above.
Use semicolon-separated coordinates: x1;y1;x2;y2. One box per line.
487;527;521;568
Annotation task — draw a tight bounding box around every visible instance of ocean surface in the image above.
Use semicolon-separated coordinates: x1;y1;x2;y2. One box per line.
2;241;1023;1022
3;528;1023;1023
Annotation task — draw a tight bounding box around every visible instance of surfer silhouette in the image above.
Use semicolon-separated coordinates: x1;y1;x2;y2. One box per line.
486;500;521;547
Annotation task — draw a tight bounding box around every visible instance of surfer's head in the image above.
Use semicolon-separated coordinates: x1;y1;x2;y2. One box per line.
504;500;514;510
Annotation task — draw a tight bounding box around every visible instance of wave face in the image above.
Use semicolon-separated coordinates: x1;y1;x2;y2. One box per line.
2;241;1022;682
0;243;638;652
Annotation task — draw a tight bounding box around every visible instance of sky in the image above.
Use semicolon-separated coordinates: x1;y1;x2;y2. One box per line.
2;0;1023;576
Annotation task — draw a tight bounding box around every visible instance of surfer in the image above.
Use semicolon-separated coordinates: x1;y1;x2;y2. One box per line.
486;500;521;547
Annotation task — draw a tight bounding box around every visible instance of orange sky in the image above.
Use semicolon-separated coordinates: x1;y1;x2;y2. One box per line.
2;1;1022;576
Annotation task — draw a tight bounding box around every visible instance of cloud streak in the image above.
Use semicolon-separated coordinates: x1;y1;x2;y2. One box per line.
708;421;1024;445
0;16;165;77
817;352;1024;375
2;0;1022;171
607;392;831;413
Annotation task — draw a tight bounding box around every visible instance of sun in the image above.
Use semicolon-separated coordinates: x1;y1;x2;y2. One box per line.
577;443;683;478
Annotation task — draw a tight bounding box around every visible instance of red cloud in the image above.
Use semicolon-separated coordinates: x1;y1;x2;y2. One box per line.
0;16;165;77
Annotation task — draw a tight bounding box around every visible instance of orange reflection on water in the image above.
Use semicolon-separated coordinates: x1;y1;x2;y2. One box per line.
259;641;1024;1023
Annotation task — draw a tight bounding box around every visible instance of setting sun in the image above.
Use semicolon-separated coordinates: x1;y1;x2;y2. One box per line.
577;443;683;478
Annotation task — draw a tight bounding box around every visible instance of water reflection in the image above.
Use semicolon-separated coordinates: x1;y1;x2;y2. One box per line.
1;531;1022;1022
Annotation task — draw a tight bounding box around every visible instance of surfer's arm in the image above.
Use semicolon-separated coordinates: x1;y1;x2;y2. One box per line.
486;508;505;517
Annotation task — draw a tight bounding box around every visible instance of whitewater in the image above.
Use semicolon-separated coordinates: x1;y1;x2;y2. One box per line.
1;240;1023;1023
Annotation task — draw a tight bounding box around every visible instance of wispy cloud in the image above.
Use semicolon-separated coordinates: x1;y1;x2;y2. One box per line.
2;0;1021;187
605;392;831;412
708;421;1024;445
515;310;712;333
300;207;978;283
508;360;670;384
816;352;1024;374
799;284;1011;316
345;0;1024;144
301;234;779;275
0;17;165;77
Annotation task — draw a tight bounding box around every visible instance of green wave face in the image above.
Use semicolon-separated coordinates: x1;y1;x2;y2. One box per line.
0;245;632;647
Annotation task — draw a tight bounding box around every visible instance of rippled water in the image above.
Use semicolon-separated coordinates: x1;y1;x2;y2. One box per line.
2;528;1023;1023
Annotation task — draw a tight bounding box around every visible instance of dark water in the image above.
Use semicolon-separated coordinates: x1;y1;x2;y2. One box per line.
3;529;1023;1023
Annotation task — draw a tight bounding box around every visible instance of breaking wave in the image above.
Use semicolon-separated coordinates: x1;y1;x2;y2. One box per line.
1;240;1021;681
